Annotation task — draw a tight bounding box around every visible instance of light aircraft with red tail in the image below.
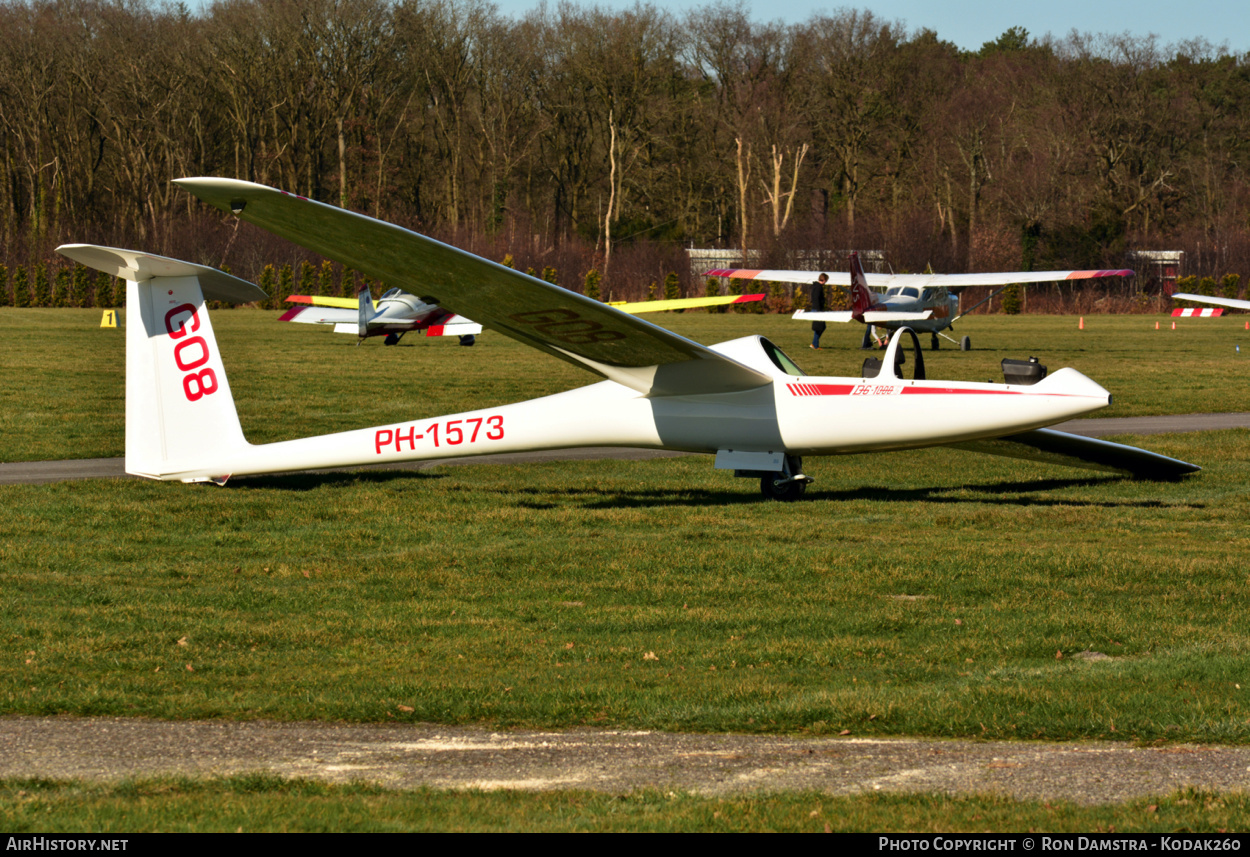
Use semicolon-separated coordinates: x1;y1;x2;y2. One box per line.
55;179;1196;500
282;288;482;346
707;259;1135;351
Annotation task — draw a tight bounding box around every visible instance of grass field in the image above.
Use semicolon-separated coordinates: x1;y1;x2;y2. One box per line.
2;306;1249;830
3;777;1246;833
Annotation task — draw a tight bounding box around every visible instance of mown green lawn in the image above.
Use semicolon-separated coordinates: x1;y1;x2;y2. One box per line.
3;777;1246;833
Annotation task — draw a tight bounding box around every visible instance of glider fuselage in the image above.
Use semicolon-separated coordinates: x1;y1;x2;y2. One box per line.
143;333;1111;483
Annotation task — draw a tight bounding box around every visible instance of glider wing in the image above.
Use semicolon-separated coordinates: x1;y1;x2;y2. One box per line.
177;178;770;397
947;428;1200;479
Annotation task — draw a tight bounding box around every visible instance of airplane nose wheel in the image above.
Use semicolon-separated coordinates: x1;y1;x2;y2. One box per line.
760;455;811;501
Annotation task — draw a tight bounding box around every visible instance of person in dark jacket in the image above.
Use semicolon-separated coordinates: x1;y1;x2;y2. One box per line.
809;273;828;349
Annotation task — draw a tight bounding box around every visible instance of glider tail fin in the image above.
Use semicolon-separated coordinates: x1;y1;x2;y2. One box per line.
55;245;266;482
849;251;876;323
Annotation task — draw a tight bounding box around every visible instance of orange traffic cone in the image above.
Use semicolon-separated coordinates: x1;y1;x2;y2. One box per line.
1079;317;1085;330
1172;321;1176;330
1155;321;1160;329
1245;321;1248;330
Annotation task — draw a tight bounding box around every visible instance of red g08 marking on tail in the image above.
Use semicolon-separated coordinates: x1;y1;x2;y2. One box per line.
164;303;219;402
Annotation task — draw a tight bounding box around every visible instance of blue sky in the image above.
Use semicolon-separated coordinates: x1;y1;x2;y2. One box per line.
486;0;1249;53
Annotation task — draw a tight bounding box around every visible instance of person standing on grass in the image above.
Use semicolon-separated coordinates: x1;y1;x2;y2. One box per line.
809;273;828;349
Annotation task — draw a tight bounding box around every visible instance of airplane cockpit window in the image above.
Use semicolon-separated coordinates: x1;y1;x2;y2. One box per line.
380;288;403;299
760;337;805;376
901;287;920;298
885;287;902;296
920;289;933;301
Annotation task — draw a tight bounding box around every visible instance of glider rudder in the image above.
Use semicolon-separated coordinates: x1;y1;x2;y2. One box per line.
55;245;266;482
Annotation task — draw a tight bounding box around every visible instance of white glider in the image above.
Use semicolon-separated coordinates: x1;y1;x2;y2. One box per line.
55;179;1198;499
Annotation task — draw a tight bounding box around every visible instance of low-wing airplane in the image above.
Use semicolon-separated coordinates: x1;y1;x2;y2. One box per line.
282;287;482;346
282;287;766;346
707;262;1136;351
55;178;1197;500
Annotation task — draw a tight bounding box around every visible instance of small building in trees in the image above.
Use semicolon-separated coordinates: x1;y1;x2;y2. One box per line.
1127;250;1184;296
687;249;886;294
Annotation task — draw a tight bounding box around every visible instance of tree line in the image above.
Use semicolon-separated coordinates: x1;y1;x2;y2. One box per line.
2;0;1249;306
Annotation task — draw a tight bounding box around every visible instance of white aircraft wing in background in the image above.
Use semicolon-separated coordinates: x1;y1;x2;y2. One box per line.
1171;293;1250;311
705;267;1137;288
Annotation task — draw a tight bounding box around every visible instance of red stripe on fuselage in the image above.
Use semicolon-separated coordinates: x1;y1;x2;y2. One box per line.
786;383;857;396
785;383;1022;397
900;386;1019;395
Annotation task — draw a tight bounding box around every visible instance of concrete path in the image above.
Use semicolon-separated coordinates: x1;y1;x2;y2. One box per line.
3;717;1248;803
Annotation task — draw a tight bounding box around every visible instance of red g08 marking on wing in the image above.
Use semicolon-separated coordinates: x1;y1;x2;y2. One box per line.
164;304;218;402
509;309;626;345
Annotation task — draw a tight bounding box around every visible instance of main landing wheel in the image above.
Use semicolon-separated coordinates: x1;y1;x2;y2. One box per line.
960;335;971;351
760;473;806;502
384;333;401;346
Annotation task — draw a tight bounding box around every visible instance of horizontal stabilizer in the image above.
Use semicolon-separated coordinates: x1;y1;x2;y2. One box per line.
794;310;933;323
946;428;1200;479
57;244;267;304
